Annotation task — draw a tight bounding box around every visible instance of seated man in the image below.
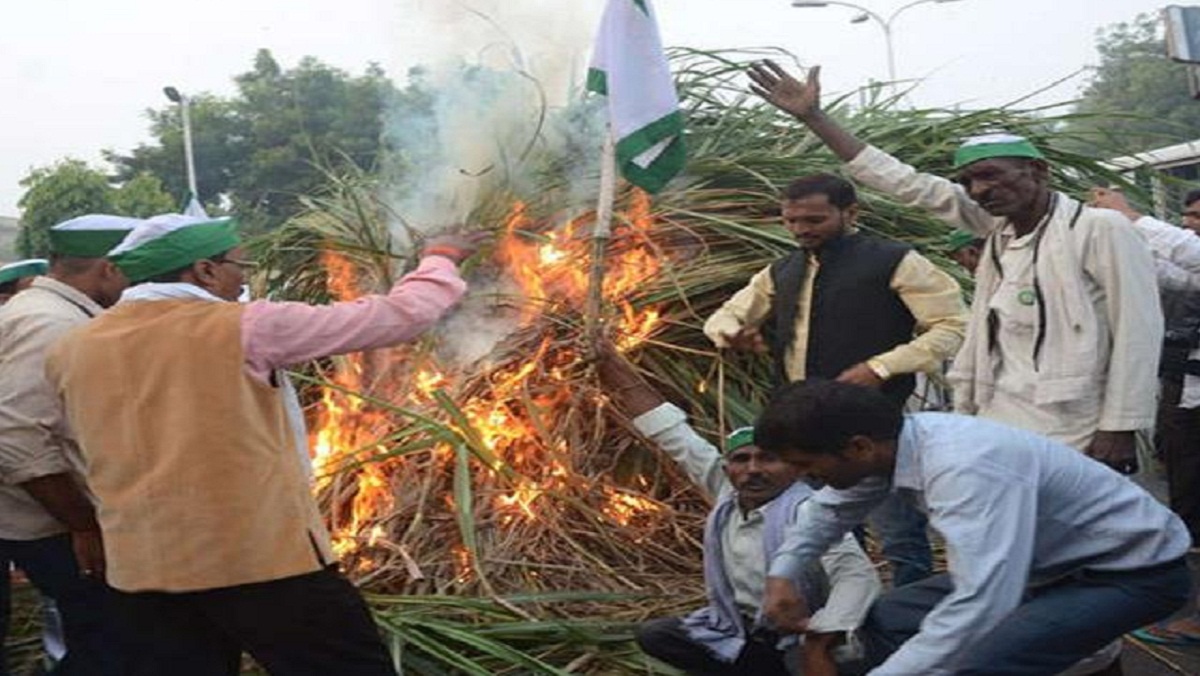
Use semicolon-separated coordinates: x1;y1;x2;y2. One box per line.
596;344;880;675
755;380;1192;675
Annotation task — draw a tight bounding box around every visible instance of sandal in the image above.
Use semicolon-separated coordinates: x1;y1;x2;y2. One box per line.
1130;622;1200;647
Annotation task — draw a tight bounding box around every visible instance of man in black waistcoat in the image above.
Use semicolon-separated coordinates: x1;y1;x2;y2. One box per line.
705;174;967;586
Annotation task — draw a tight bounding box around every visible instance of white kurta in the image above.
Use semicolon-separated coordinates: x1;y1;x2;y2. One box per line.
846;146;1162;449
978;226;1105;450
1129;215;1200;409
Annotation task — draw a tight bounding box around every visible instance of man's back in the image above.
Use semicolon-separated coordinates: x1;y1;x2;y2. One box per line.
46;299;333;592
0;280;102;540
903;412;1189;577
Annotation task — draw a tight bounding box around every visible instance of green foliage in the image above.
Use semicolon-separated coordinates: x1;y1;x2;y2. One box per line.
16;161;177;258
107;95;244;214
1066;13;1200;154
16;159;114;257
110;171;176;217
108;49;404;233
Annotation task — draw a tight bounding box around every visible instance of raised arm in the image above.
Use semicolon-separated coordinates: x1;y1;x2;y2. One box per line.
242;236;476;378
748;61;998;235
596;342;727;496
747;61;864;162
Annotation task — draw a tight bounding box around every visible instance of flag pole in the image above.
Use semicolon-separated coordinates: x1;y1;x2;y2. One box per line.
585;128;618;347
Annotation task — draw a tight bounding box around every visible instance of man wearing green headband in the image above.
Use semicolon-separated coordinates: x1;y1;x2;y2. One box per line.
45;213;478;675
746;61;1161;475
944;230;986;275
0;214;139;674
596;342;879;676
0;258;48;304
745;60;1163;676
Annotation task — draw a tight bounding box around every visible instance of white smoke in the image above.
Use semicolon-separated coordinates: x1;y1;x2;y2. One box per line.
381;0;608;366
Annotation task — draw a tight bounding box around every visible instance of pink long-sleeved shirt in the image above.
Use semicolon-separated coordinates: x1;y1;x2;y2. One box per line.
241;255;467;383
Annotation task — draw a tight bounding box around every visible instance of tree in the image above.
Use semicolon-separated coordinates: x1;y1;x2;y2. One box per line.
17;160;114;257
16;162;175;258
1067;13;1200;154
110;172;176;217
107;49;402;232
108;96;244;212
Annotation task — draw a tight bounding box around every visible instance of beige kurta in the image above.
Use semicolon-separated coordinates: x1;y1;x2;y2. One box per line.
0;277;99;540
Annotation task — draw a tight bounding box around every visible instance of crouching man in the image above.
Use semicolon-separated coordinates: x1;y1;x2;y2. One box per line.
755;380;1192;675
596;343;880;675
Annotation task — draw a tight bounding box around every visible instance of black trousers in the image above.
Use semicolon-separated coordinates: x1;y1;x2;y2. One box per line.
635;617;791;676
0;533;123;676
110;566;395;676
1157;379;1200;542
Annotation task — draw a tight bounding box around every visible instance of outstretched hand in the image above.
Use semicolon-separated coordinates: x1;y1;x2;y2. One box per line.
1087;187;1141;221
1086;430;1138;475
762;576;812;635
72;528;106;580
836;362;884;389
592;336;664;417
721;326;769;354
748;60;823;120
422;231;490;264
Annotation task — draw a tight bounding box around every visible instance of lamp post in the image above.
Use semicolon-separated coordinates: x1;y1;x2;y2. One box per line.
791;0;964;87
163;86;199;204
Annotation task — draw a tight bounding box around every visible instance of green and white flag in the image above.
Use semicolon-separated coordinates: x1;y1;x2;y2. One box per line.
182;192;209;219
587;0;684;194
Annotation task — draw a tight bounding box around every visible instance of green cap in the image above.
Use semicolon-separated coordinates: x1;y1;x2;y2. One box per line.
953;133;1045;170
725;427;756;454
48;214;142;257
0;259;49;286
109;215;240;283
944;229;979;253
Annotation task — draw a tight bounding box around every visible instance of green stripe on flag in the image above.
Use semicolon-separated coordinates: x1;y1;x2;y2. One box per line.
615;110;685;193
586;68;608;95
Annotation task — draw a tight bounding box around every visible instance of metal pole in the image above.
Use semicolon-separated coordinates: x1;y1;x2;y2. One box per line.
882;22;897;90
793;0;965;95
179;95;199;201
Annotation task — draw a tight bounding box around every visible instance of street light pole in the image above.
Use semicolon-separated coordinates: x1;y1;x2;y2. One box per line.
792;0;964;88
163;86;199;203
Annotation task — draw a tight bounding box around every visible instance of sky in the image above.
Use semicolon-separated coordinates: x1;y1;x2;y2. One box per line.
0;0;1171;216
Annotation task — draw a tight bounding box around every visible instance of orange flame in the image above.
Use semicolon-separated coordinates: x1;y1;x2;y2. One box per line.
310;191;668;578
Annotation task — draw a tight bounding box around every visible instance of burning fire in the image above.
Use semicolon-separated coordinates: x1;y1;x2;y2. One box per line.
310;190;666;580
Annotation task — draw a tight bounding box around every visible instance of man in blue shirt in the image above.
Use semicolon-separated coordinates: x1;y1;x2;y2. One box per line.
753;380;1191;675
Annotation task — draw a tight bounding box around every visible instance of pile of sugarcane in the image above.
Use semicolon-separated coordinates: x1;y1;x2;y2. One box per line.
251;49;1136;675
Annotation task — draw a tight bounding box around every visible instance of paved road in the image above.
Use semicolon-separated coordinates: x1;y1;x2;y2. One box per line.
1125;638;1200;675
1120;546;1200;675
